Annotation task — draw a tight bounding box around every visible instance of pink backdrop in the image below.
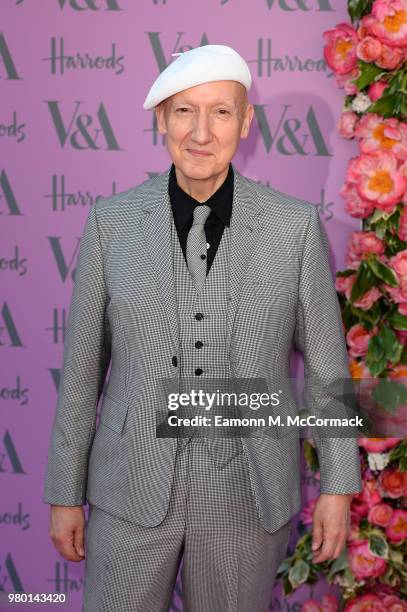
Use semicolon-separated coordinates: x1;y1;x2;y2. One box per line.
1;1;359;609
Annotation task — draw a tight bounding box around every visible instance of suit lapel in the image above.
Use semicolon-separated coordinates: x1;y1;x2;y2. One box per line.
226;168;265;356
140;168;180;351
139;165;266;356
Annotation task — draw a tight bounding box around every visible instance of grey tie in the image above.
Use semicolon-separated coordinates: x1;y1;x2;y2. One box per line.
186;204;212;292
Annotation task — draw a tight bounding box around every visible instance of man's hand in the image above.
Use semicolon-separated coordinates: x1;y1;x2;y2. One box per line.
311;493;353;563
48;505;86;562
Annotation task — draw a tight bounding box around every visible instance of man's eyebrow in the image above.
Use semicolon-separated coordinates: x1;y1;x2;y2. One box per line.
171;99;238;107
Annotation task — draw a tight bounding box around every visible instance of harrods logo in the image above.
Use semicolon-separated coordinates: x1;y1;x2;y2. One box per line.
48;561;84;593
248;38;329;77
45;176;115;212
46;101;121;150
44;37;125;76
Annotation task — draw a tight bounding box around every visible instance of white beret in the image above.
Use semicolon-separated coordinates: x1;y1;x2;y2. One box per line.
142;44;252;110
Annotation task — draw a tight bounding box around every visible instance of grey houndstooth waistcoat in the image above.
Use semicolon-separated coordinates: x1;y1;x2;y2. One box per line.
170;200;244;466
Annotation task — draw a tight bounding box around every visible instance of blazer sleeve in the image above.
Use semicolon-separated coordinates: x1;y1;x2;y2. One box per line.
43;202;111;506
294;204;363;495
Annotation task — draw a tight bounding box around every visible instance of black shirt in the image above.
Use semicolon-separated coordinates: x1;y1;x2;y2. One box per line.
168;163;234;275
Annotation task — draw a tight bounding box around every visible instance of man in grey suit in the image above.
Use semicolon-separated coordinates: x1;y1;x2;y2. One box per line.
43;44;362;611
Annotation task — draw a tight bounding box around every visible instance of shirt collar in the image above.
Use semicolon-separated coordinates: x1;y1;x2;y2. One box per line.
168;163;234;230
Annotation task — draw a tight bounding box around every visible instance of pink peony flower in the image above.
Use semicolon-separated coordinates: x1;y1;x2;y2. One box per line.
398;301;407;314
377;42;406;68
340;183;376;218
398;206;407;241
360;478;383;507
338;110;359;139
355;115;407;161
336;65;361;94
379;467;407;498
323;23;359;74
356;35;383;61
357;151;407;209
358;437;402;452
370;0;407;48
389;250;407;276
368;501;394;526
347;540;388;579
368;79;390;102
344;593;387;611
346;230;385;270
381;593;407;610
385;508;407;542
347;323;378;358
335;273;357;299
382;277;407;303
354;286;382;310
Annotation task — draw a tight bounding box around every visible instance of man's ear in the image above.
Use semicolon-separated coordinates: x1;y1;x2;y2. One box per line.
240;104;254;140
155;103;168;136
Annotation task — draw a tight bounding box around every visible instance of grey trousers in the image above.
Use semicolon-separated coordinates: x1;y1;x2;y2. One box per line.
83;436;292;612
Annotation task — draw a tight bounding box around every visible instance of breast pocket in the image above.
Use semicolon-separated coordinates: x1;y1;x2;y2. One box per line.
99;393;129;435
246;281;295;306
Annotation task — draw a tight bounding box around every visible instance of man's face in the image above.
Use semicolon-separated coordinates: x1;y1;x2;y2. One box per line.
155;80;254;180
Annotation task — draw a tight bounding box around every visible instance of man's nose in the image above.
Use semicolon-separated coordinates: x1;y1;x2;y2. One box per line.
191;111;212;144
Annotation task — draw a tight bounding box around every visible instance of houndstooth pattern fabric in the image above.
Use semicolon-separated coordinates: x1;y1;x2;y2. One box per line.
43;164;363;535
171;194;244;466
186;204;212;292
82;438;292;612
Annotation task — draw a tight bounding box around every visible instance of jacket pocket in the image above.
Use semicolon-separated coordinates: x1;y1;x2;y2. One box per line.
99;393;129;434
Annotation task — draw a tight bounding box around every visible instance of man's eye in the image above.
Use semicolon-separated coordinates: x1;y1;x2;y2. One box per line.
176;107;189;113
218;109;230;115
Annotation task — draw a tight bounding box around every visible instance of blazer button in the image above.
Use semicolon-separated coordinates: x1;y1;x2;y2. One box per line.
195;313;204;321
195;340;203;349
172;356;178;367
195;368;203;376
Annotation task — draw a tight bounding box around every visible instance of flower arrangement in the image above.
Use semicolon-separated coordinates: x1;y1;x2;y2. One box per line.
276;0;407;608
276;438;407;610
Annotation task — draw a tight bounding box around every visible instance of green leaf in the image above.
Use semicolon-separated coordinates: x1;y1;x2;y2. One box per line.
369;533;389;559
368;258;398;287
399;456;407;471
371;378;407;413
380;324;403;363
288;560;310;589
327;546;349;579
389;548;404;564
366;335;387;376
369;207;389;224
374;219;387;239
303;439;320;471
368;334;384;361
387;311;407;331
355;61;385;91
348;0;374;22
336;269;357;278
350;262;376;303
367;93;399;117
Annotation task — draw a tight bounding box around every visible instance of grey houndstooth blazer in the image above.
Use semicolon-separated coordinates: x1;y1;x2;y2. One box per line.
43;164;363;534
